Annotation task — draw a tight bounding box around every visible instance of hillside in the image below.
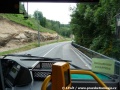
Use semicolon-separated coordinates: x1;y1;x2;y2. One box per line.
0;14;58;52
0;14;56;33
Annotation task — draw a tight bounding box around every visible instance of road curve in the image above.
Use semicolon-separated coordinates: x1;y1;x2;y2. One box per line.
6;41;90;69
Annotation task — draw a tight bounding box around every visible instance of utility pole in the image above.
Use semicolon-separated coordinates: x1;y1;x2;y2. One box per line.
57;33;59;42
38;26;40;47
37;11;40;47
57;22;60;42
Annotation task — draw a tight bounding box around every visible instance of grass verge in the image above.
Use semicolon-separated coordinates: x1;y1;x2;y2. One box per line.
0;14;56;34
0;39;71;56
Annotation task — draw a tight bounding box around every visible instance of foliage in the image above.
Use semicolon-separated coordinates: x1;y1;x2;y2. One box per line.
34;10;46;27
0;13;55;33
33;10;72;37
70;0;120;60
19;3;26;14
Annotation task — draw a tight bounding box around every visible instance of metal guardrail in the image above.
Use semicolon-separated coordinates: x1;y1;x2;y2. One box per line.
71;42;120;76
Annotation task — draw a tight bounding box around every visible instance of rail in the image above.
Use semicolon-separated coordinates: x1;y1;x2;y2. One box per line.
71;41;120;76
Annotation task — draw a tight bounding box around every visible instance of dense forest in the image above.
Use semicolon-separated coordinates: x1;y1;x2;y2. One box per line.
70;0;120;60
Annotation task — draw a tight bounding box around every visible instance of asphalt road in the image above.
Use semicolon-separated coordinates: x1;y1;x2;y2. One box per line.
5;41;91;69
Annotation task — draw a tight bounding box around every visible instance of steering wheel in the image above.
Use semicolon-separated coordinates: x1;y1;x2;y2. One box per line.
41;70;110;90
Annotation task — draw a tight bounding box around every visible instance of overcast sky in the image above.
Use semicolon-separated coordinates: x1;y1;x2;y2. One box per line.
24;3;76;24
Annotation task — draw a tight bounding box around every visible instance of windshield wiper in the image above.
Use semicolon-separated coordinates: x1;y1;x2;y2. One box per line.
3;54;83;69
21;58;82;69
3;54;71;62
20;58;71;62
3;54;41;58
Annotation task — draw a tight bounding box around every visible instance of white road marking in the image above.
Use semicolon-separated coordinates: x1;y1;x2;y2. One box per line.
71;47;91;69
72;46;92;64
32;44;60;67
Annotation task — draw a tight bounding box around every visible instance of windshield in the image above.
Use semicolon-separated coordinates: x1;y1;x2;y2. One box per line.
0;1;120;76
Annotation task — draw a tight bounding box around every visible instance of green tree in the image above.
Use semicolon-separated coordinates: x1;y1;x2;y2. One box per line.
33;10;46;27
70;0;120;60
19;3;26;14
33;10;71;38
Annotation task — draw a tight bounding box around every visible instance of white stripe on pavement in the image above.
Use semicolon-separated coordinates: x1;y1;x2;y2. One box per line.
32;44;60;67
71;47;91;69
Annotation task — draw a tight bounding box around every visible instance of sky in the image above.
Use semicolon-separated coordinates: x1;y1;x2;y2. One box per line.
24;3;76;24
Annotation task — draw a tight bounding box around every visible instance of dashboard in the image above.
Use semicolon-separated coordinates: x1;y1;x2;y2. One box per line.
0;58;119;90
0;59;32;89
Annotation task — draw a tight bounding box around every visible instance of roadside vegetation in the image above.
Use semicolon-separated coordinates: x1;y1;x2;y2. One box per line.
70;0;120;60
0;38;71;56
0;3;72;37
0;14;55;33
0;3;72;56
33;10;71;37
